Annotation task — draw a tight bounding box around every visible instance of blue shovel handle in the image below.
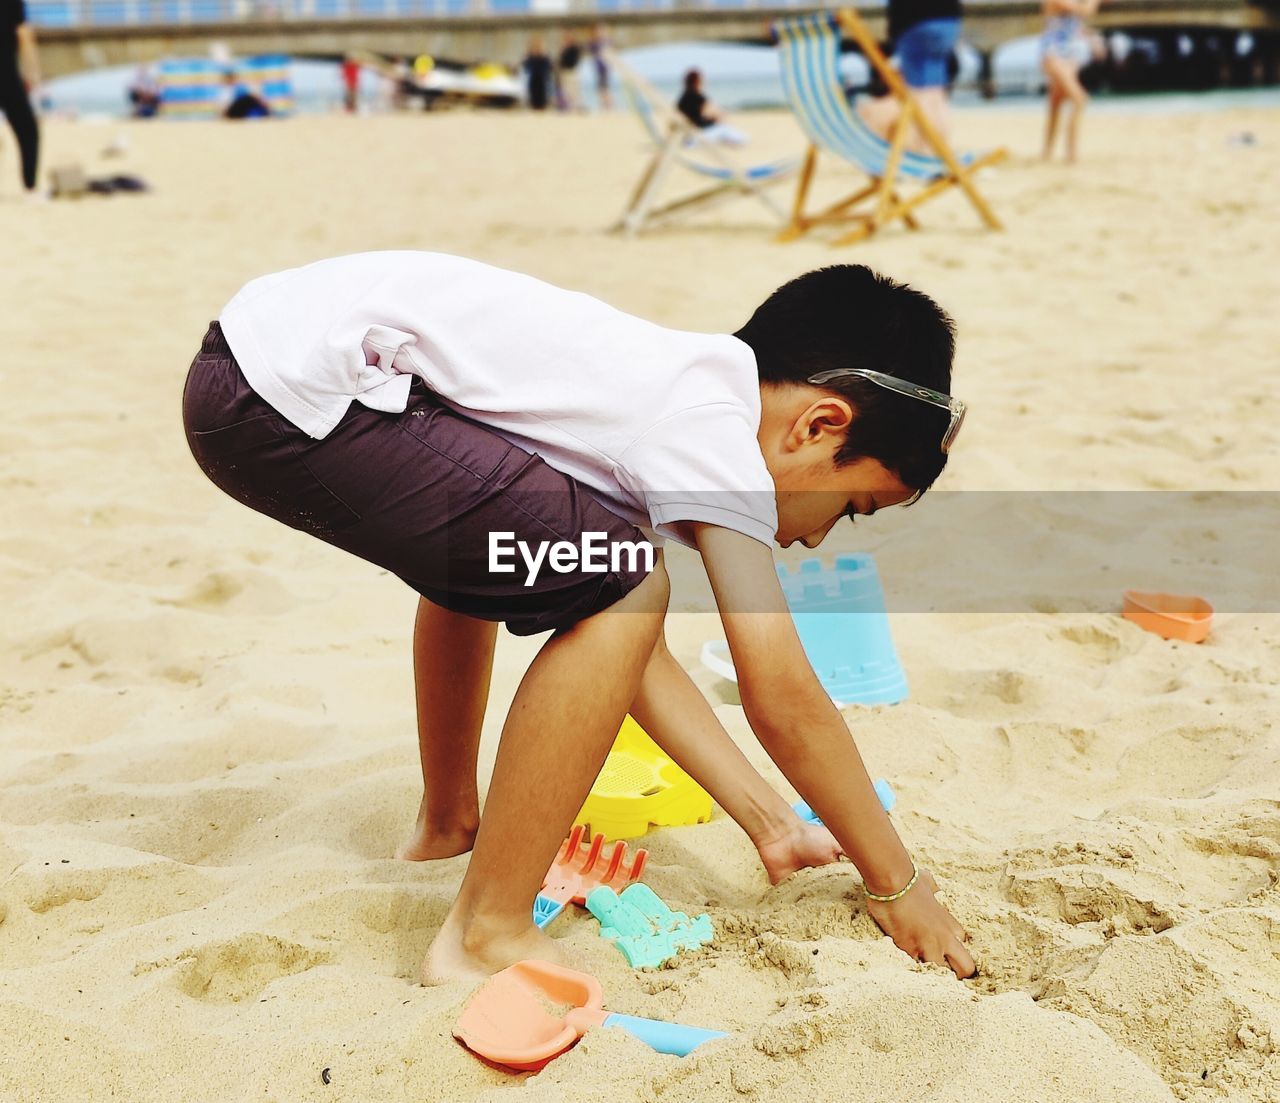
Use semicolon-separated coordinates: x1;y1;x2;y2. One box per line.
601;1013;726;1056
793;778;895;826
533;894;566;929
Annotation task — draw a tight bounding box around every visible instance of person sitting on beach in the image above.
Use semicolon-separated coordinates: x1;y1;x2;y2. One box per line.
182;254;976;984
676;69;747;146
219;70;271;120
127;65;162;119
1041;0;1103;161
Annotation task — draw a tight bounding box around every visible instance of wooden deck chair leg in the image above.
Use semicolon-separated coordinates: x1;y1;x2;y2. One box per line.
789;179;880;243
874;147;1007;230
740;174;792;223
873;105;913;229
896;193;921;229
645;180;738;224
839;188;924;245
833;221;876;247
907;106;1003;231
778;144;819;242
814;180;879;222
834;108;916;245
617;146;667;234
620;126;683;235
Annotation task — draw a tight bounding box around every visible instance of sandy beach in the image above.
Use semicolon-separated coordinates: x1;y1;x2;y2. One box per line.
1;103;1278;1102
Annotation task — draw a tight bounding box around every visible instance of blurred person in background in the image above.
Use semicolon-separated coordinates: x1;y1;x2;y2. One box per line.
2;0;41;198
676;68;747;146
219;70;270;120
588;24;612;110
341;55;361;113
128;65;162;119
557;31;583;111
523;36;552;111
861;0;962;150
1041;0;1104;161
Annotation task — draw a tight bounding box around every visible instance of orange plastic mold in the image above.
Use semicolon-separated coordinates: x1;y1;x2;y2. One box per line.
1122;590;1213;643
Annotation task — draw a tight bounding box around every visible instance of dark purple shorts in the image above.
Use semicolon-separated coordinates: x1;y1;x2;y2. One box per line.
182;322;652;635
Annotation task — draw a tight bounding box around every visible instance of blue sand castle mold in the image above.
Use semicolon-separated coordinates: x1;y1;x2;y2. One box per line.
701;554;909;707
586;883;715;969
793;778;896;826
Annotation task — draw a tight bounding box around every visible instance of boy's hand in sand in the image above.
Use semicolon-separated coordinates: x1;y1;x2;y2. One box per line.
696;526;979;981
866;867;975;979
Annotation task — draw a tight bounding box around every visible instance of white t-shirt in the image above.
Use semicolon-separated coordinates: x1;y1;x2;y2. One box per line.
218;251;778;548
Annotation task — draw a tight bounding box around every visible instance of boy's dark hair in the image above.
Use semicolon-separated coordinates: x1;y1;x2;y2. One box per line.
736;265;956;495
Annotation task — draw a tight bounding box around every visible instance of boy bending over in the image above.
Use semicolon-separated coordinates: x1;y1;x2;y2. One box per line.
182;253;975;982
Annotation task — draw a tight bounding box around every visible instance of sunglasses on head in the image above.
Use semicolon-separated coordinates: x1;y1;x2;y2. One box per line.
806;368;967;456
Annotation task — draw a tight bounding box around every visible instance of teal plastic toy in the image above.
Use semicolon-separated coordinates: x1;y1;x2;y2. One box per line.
793;778;896;825
701;554;908;706
585;883;715;969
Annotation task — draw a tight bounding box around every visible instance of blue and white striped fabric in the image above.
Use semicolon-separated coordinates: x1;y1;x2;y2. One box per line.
621;80;794;184
774;13;969;182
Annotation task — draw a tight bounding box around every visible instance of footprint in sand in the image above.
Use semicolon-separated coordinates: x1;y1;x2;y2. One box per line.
1055;621;1130;663
156;568;295;616
136;932;333;1004
2;860;223;968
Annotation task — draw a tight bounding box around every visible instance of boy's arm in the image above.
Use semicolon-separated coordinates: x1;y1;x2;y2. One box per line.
693;523;975;979
630;631;843;884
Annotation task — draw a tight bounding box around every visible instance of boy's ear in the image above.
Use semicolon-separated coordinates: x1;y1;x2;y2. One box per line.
791;397;855;452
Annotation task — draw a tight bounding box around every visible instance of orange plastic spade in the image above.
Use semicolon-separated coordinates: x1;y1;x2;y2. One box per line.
454;960;726;1071
541;825;648;907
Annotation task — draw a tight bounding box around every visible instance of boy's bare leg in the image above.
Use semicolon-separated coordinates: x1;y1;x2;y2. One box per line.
423;565;669;985
396;599;496;861
630;633;842;885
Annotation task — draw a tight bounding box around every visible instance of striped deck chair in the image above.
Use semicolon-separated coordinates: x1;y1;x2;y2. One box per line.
610;52;800;236
774;10;1006;246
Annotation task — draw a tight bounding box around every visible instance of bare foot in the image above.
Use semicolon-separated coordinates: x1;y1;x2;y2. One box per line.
421;913;564;986
758;820;844;885
394;820;478;862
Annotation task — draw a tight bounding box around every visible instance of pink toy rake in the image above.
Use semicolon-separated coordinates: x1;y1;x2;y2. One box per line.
533;825;648;928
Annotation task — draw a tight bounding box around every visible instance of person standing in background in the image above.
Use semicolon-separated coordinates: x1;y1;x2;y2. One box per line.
887;0;963;145
588;24;612;110
341;55;361;114
1041;0;1103;161
1;0;41;198
556;31;583;112
523;36;552;111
